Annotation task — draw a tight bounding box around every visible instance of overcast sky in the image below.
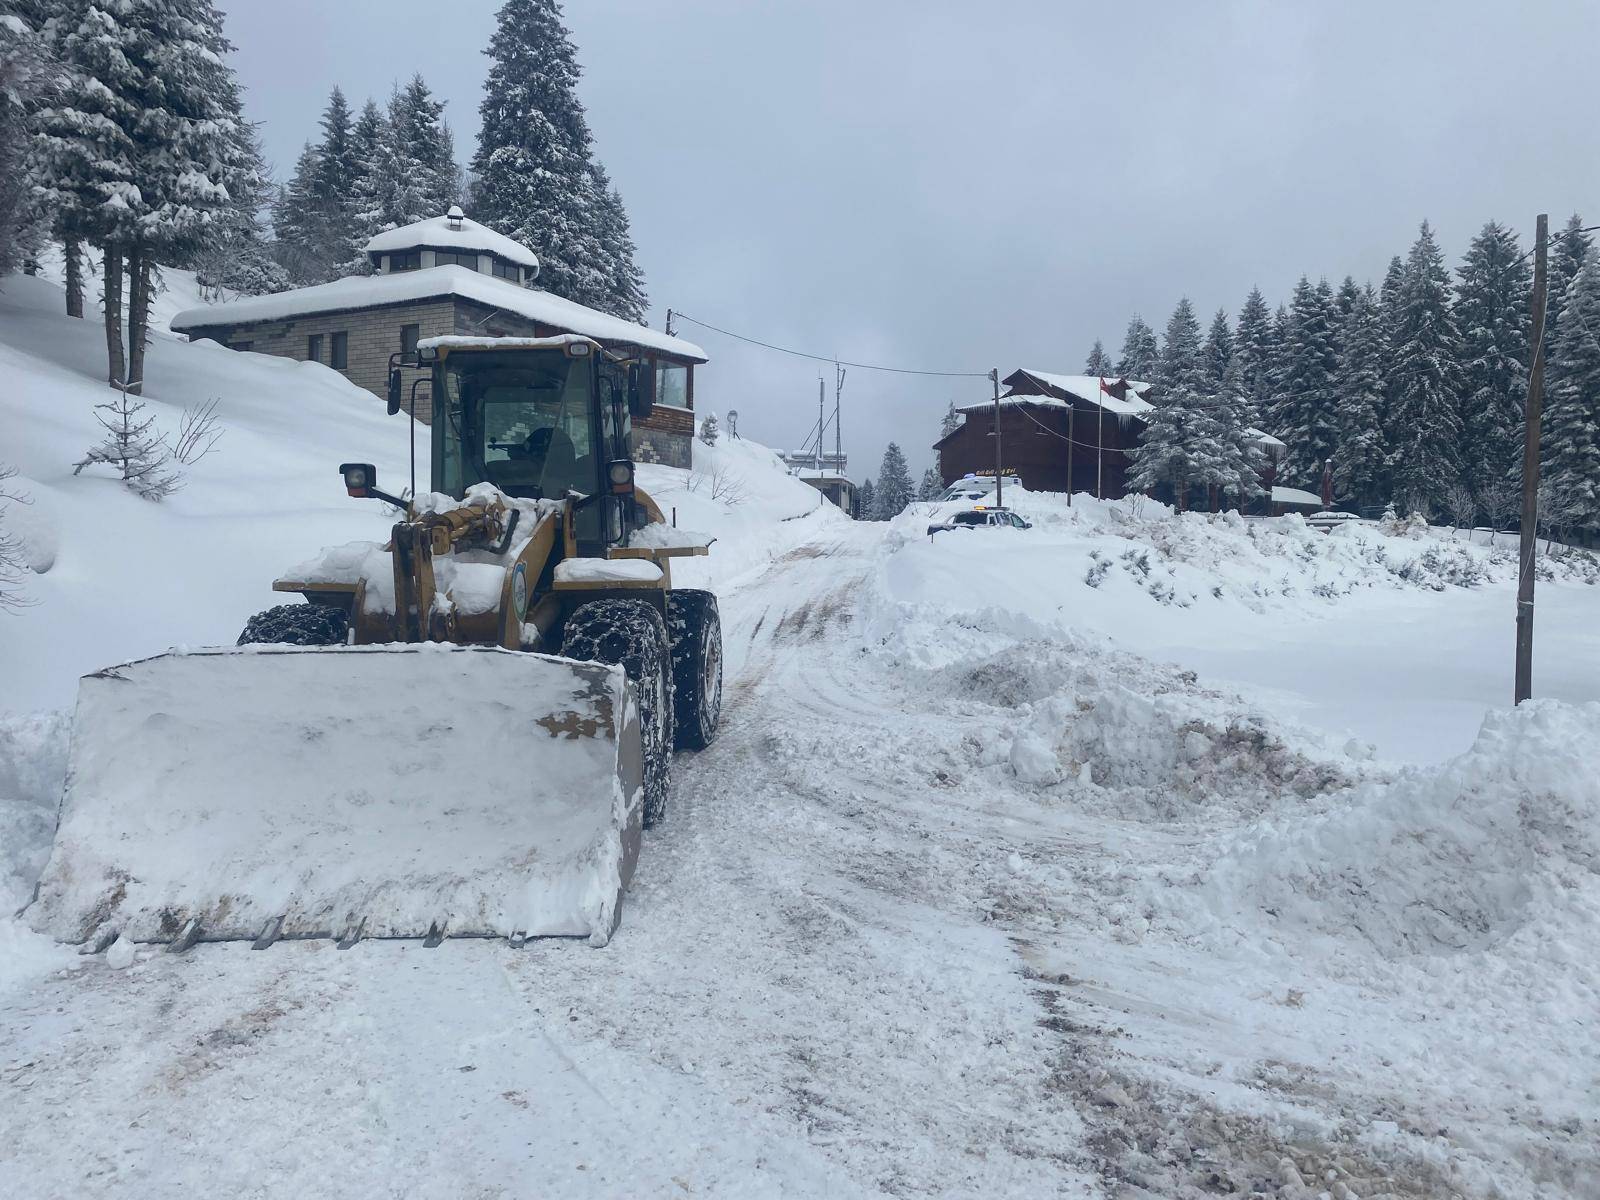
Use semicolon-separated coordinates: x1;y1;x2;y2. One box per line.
217;0;1600;480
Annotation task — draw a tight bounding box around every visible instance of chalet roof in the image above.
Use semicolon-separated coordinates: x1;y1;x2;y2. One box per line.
365;211;541;269
169;266;708;362
1272;486;1323;508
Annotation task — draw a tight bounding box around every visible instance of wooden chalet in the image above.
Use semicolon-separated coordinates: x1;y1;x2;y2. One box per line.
935;368;1286;506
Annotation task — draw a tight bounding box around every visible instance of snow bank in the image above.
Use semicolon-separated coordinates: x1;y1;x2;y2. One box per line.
636;423;849;594
0;710;68;915
1190;699;1600;959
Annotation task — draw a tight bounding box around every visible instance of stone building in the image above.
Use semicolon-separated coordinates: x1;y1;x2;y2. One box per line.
169;208;707;468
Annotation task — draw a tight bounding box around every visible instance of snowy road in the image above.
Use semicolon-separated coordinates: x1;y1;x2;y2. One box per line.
2;518;1593;1199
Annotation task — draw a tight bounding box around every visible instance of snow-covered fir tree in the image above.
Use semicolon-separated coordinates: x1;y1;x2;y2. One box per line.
1084;339;1114;377
1387;221;1467;512
1455;220;1531;486
389;75;461;223
939;402;961;438
873;443;914;519
1200;308;1233;393
589;161;647;322
73;383;178;499
1116;314;1160;381
273;89;358;284
1332;275;1362;326
1331;284;1390;509
1544;214;1591;362
192;121;287;297
918;466;943;500
471;0;642;317
1155;298;1202;395
1542;255;1600;526
1269;277;1341;485
272;142;323;284
1230;287;1274;423
698;411;719;445
856;477;876;521
0;2;53;280
34;0;242;387
340;99;391;275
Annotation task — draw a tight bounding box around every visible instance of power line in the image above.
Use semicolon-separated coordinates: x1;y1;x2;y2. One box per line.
669;310;992;379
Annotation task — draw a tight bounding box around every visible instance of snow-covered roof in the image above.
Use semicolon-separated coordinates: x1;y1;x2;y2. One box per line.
169;267;708;362
1247;426;1287;449
417;334;597;353
365;212;540;270
1272;486;1323;508
800;471;855;484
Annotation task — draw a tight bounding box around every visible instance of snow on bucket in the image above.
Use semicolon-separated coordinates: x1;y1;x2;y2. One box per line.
26;644;643;949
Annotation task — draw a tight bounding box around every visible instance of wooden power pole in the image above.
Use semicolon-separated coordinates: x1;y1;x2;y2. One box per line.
990;368;1003;508
1515;213;1549;705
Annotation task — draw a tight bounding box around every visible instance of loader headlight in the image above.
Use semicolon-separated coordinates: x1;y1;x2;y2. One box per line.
607;459;635;494
340;462;376;497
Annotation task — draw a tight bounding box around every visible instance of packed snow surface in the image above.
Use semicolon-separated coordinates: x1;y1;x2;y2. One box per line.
553;557;664;584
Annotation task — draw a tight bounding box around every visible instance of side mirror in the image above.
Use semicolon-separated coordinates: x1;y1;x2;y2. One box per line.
626;363;651;419
340;462;377;498
386;369;403;416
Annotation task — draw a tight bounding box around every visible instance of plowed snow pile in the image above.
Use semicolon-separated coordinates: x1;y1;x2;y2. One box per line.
1190;699;1600;958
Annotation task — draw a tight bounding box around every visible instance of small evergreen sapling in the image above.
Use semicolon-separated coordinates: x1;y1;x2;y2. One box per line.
74;382;179;500
699;411;719;446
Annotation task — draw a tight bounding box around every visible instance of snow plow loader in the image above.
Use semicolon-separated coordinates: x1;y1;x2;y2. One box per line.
27;335;722;950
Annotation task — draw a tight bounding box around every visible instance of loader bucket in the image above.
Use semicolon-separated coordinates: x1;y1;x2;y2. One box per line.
26;645;644;949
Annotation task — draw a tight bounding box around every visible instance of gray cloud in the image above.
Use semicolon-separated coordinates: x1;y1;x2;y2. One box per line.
219;0;1600;481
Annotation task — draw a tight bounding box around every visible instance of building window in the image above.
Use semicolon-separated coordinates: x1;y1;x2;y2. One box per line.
388;251;420;272
307;333;323;362
436;251;479;271
654;361;688;409
330;331;348;370
400;324;419;358
229;340;252;352
491;258;520;282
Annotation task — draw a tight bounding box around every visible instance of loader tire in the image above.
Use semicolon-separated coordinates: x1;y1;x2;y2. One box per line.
666;590;722;751
236;603;348;647
561;599;675;828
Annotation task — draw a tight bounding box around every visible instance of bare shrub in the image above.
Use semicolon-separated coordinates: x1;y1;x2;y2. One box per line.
1476;478;1518;545
168;398;224;465
0;464;33;611
1442;483;1477;538
687;466;747;506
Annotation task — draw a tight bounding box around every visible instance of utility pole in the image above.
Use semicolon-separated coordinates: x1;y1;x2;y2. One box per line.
816;376;825;473
665;308;676;337
834;362;845;473
1515;213;1549;705
1066;403;1074;505
990;368;1003;509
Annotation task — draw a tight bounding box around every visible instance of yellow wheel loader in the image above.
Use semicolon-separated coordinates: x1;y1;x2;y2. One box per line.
27;334;722;950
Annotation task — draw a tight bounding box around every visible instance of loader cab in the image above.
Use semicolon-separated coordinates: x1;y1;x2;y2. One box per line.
426;337;647;554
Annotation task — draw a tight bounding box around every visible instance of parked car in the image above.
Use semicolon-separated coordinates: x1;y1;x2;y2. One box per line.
927;506;1033;537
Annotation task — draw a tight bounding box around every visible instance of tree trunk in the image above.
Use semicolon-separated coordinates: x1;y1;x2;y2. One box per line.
103;243;125;388
126;242;147;395
64;235;84;318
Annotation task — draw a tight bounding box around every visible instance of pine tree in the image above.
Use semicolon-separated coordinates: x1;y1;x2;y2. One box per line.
192;121;287;297
698;410;719;445
1456;221;1531;486
918;466;942;500
1377;254;1407;445
1543;255;1600;526
342;99;391;273
589;160;647;321
470;0;617;311
1331;284;1389;509
1200;308;1233;393
1231;287;1273;423
72;382;178;499
874;443;914;519
1116;314;1160;381
272;142;324;285
1156;298;1202;395
1269;277;1341;485
35;0;242;387
1084;339;1113;376
857;477;876;521
939;402;961;438
1387;221;1467;512
1544;214;1591;359
389;74;460;220
0;2;54;280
